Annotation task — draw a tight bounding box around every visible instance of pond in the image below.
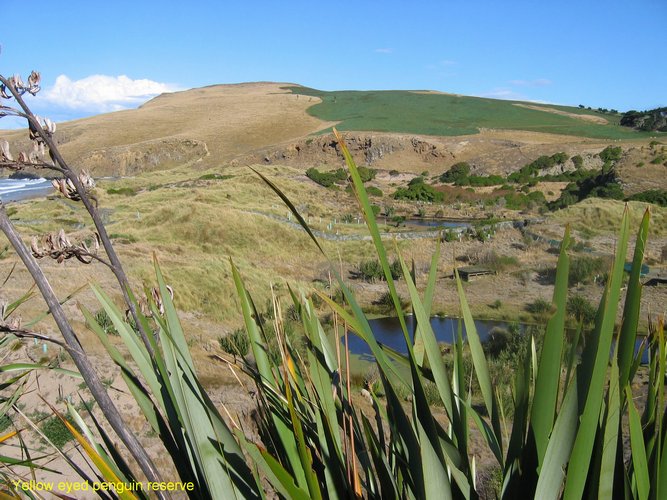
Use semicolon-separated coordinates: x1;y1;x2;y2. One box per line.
402;218;471;229
377;217;470;229
345;315;649;364
345;315;515;360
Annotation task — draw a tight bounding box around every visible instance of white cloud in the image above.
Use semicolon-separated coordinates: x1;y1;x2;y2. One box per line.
479;88;528;101
479;88;551;103
37;74;178;113
509;78;552;87
374;48;393;54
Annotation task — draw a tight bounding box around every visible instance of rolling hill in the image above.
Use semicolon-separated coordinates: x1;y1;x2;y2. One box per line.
1;82;660;177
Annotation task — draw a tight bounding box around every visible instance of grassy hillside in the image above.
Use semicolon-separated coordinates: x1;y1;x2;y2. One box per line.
0;83;334;175
287;86;654;140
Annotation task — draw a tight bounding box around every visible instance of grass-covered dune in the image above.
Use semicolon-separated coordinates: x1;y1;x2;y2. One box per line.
288;86;655;140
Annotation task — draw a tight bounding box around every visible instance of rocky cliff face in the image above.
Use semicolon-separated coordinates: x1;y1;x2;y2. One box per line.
77;138;209;176
247;132;455;170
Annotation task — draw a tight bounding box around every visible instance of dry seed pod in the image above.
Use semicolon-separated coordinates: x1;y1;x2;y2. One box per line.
31;230;100;264
0;140;13;161
27;71;41;95
51;171;96;201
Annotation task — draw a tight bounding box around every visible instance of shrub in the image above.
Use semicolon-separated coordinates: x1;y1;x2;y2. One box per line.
0;414;12;433
41;415;77;448
599;145;622;163
442;230;458;242
526;298;552;315
366;186;383;197
357;166;377;182
357;258;403;281
455;174;506;187
477;251;519;272
569;255;609;286
198;173;232;181
374;290;408;312
483;327;511;358
567;295;597;325
393;182;444;202
439;162;471;183
357;259;383;281
91;308;117;336
626;189;667;207
306;167;347;187
106;187;137;196
219;328;250;358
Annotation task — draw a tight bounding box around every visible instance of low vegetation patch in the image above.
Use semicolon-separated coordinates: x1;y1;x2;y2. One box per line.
356;258;403;282
106;187;137;196
306;167;347;187
625;189;667;207
393;177;444;202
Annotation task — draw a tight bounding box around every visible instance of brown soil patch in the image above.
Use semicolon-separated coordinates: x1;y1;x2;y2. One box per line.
513;103;609;125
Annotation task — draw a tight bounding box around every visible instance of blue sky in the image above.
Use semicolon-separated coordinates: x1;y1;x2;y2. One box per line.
1;0;665;127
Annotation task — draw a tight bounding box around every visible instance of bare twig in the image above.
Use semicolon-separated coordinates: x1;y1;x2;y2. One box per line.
0;326;67;349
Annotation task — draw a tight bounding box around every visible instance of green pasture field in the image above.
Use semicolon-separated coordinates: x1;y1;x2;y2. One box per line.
287;86;654;140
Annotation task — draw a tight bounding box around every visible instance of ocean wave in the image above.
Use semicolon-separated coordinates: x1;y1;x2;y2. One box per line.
0;178;52;200
0;178;49;192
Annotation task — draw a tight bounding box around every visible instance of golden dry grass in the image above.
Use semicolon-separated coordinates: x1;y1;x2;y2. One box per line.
0;165;391;332
552;198;667;236
1;83;336;175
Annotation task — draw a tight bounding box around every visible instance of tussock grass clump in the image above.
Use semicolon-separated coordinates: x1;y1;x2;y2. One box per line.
219;328;250;358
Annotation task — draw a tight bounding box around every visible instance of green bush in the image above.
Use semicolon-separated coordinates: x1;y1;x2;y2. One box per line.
366;186;383;197
455;174;506;187
357;166;377;182
374;290;408;312
106;187;137;196
357;258;403;281
306;167;347;187
198;173;233;181
219;328;250;358
477;251;519;272
439;162;471;183
41;415;77;448
569;255;609;286
526;298;552;315
625;189;667;207
567;295;597;325
442;230;458;242
599;145;623;163
393;182;444;202
0;414;12;433
91;308;117;336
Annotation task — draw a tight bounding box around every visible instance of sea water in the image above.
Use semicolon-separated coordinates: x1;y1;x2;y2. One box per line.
0;178;53;202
